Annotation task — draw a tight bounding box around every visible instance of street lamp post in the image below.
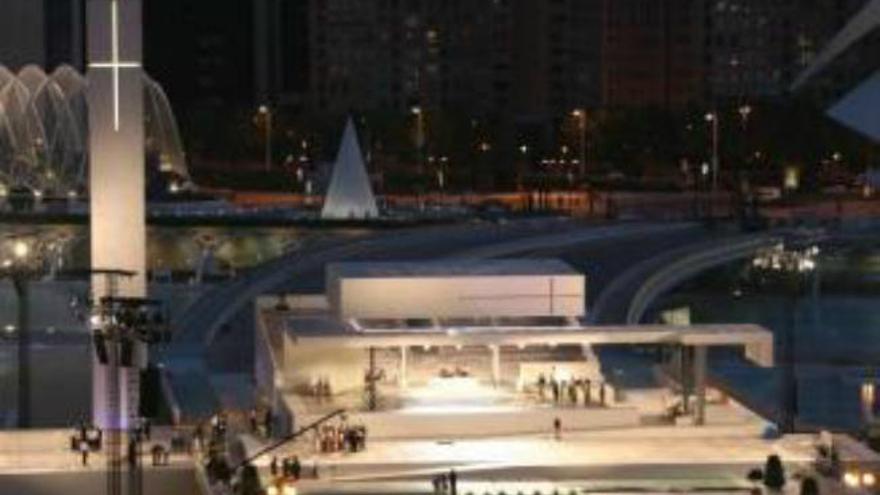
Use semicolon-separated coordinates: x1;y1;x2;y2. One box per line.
411;106;425;174
259;105;273;173
572;109;587;179
705;112;720;194
1;235;50;428
752;241;820;434
737;104;753;221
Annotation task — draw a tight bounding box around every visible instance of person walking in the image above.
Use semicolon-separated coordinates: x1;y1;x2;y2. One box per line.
449;468;458;495
553;417;562;440
291;455;302;480
249;408;258;433
79;438;90;466
270;456;278;476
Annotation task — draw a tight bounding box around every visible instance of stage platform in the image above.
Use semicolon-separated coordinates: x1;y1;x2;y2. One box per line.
284;374;763;440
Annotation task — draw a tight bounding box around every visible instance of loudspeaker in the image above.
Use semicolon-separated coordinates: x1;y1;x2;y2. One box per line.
120;339;134;367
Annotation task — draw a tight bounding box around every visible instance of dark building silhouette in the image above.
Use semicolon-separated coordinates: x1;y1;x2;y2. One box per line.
601;0;706;108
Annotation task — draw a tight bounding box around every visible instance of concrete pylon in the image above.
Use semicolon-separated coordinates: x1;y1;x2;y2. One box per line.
321;117;379;220
87;0;146;429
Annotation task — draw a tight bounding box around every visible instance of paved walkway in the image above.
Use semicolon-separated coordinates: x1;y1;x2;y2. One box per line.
0;428;193;475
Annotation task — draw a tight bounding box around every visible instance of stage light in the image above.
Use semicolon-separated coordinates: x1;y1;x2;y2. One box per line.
13;240;29;259
93;334;108;364
844;471;861;488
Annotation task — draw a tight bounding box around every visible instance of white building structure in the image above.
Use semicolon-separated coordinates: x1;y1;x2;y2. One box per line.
326;259;585;320
255;259;774;438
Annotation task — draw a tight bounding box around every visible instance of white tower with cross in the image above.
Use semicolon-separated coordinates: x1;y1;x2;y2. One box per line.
87;0;146;429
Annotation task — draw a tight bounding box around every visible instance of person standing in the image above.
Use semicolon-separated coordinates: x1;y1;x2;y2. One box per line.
537;374;547;401
269;456;278;476
264;408;273;438
553;417;562;440
449;468;458;495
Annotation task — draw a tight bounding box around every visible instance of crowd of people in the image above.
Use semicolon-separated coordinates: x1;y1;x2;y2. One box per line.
249;407;275;438
536;374;607;407
431;469;459;494
70;420;103;466
309;378;333;400
269;455;302;479
316;421;368;453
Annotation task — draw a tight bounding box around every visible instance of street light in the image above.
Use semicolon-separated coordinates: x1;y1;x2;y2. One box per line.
0;234;51;428
411;106;425;174
572;109;587;178
751;241;820;434
258;105;273;172
704;112;720;194
738;104;752;127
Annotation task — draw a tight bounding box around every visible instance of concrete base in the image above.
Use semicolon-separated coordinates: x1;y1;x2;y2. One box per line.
0;467;196;495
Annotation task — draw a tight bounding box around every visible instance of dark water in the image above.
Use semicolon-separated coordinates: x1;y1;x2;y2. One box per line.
655;241;880;432
0;343;92;428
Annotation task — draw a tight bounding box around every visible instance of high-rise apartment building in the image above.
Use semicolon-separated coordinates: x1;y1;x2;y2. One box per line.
0;0;84;70
705;0;867;101
601;0;706;108
144;1;255;111
265;0;602;121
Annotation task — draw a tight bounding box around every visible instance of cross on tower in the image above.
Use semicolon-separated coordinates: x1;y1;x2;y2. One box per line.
87;0;140;132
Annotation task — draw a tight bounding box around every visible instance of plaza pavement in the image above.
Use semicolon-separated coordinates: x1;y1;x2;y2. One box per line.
0;428;193;475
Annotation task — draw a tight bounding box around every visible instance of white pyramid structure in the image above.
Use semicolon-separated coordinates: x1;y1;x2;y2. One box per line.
321;117;379;220
790;1;880;142
828;70;880;141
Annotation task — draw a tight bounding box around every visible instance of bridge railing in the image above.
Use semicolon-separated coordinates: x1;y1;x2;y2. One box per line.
626;234;783;324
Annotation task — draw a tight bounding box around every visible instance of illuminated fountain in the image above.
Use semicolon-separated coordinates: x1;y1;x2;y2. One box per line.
0;64;189;203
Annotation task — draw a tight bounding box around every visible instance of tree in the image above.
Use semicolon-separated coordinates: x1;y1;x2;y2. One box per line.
237;463;262;495
800;476;819;495
747;467;764;485
763;454;786;490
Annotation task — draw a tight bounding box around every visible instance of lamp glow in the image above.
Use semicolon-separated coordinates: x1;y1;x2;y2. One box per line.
13;240;29;259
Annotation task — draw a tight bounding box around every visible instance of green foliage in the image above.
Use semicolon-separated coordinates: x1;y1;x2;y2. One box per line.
205;453;231;484
800;476;819;495
763;454;786;490
237;463;261;495
747;468;764;483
